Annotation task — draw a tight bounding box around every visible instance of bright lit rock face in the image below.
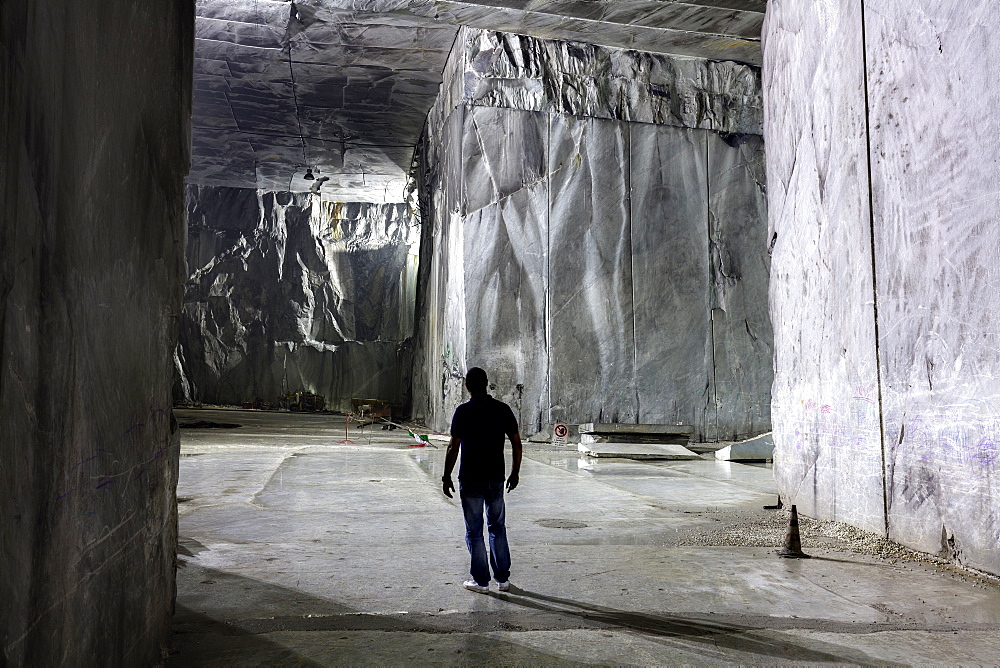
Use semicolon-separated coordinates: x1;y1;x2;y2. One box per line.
0;2;192;664
412;28;772;440
457;30;762;134
765;0;1000;575
176;187;419;409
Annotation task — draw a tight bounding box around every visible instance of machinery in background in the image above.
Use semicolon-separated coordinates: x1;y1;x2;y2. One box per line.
283;390;326;412
351;398;393;421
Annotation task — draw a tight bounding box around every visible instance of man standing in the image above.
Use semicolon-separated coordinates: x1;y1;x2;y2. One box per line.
442;367;523;593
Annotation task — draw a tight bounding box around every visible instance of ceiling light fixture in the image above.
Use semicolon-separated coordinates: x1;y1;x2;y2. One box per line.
304;168;315;180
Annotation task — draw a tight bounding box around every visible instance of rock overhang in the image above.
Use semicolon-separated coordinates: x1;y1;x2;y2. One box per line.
189;0;764;203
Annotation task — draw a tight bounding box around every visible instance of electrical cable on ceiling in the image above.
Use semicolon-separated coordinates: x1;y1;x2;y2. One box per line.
286;2;310;186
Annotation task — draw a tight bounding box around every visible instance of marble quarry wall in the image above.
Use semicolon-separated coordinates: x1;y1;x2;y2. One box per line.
177;187;419;411
0;1;192;664
412;28;773;440
765;1;1000;576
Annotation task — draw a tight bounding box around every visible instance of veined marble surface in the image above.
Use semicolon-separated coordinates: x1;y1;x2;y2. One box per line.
631;124;713;435
462;106;549;215
410;23;770;436
464;180;551;432
548;114;638;426
867;1;1000;575
765;0;884;535
413;107;771;438
0;2;191;662
708;133;772;440
764;0;1000;575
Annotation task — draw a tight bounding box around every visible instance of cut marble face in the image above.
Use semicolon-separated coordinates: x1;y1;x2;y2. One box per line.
405;8;771;436
177;187;420;408
765;0;1000;578
189;0;763;202
547;114;638;426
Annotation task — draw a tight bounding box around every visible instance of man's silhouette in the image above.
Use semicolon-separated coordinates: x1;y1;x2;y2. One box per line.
442;367;523;592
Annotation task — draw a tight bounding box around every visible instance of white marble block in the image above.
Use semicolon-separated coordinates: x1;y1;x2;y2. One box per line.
413;28;773;441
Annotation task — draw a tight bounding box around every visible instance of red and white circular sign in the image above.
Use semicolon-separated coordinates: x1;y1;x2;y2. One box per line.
553;424;569;439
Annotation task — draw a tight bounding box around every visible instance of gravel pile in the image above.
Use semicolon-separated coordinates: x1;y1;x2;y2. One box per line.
677;513;787;548
678;509;1000;589
680;510;947;564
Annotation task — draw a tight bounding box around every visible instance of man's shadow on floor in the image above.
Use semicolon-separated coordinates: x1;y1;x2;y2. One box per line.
490;585;897;665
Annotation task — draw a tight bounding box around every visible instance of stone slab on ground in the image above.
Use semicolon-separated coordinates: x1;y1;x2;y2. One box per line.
577;442;701;460
579;422;693;446
579;423;694;436
716;432;775;461
580;433;690;446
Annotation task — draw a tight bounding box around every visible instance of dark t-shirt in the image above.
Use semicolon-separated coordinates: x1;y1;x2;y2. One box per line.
450;395;519;482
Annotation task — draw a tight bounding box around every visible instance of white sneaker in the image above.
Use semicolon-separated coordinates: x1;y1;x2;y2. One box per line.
463;579;489;593
497;580;511;592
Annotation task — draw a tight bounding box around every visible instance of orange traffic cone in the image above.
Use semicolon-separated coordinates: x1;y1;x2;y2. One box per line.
778;505;811;559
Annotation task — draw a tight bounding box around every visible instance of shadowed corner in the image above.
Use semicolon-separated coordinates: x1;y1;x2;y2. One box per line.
169;559;341;667
169;562;591;666
168;605;326;668
490;585;901;666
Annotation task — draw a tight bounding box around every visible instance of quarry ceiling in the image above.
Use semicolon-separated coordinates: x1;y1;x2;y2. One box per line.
189;0;765;202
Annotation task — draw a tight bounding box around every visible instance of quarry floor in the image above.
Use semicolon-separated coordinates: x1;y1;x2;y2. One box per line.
169;409;1000;666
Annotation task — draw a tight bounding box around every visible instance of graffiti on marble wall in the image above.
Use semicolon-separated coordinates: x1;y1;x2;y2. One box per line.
852;385;877;405
777;389;1000;478
885;408;1000;469
777;389;881;454
52;407;176;522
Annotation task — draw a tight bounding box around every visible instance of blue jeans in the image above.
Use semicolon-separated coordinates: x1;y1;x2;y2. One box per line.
459;480;511;586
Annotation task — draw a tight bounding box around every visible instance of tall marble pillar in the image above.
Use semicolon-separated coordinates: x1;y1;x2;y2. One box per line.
765;0;1000;575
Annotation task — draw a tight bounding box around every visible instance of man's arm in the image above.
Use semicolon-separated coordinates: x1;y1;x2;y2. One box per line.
442;435;461;498
506;432;523;492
